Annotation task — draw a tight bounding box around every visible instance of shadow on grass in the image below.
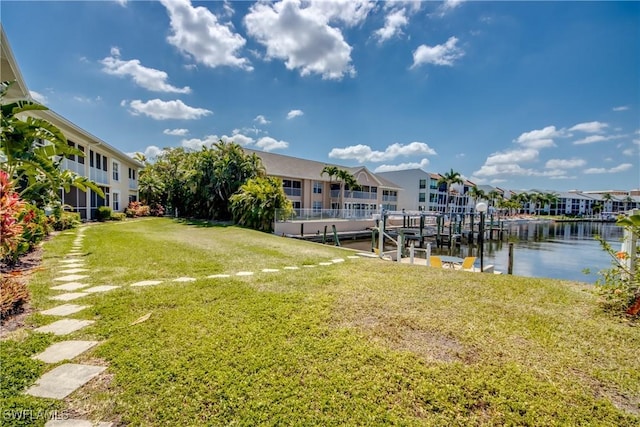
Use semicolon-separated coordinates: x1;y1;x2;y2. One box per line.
173;218;233;228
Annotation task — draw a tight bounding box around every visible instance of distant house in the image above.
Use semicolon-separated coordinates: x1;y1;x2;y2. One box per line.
1;25;140;219
243;149;401;217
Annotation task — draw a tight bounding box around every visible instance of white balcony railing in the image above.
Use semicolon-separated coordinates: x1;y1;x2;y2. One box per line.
90;168;109;184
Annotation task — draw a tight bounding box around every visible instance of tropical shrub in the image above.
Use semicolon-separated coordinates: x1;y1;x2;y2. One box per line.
594;214;640;318
230;177;293;232
125;201;150;218
50;211;81;231
0;171;25;262
18;203;51;254
0;276;30;320
96;206;112;222
111;212;126;221
150;203;165;217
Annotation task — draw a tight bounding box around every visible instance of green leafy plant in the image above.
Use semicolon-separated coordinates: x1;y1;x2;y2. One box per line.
230;176;293;232
96;206;112;222
593;214;640;318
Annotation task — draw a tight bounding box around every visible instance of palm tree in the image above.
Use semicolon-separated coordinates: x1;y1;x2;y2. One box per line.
602;192;613;212
545;192;560;216
437;169;463;215
469;185;486;209
321;165;339;210
623;195;634;212
335;169;359;217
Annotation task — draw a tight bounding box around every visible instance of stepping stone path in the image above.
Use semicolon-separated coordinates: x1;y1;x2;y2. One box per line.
83;285;119;293
131;280;163;287
41;304;89;316
33;341;99;364
26;225;363;423
34;319;94;336
173;277;196;282
50;292;89;302
54;274;89;282
51;282;90;292
25;364;106;399
46;420;113;427
59;268;89;274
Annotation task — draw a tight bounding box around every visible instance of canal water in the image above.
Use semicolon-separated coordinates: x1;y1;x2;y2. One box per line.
340;221;625;283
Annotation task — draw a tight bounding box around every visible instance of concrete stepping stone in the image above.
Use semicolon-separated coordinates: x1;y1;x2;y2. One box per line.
347;256;360;259
331;258;345;263
283;266;299;270
51;282;90;291
130;280;163;287
33;341;100;364
83;285;119;293
207;274;230;278
34;319;94;336
302;265;316;268
50;293;89;302
318;262;333;266
236;271;254;276
173;277;196;282
55;274;89;282
60;259;84;264
59;263;85;269
261;268;279;273
58;268;89;274
41;304;89;316
46;420;113;427
25;363;106;399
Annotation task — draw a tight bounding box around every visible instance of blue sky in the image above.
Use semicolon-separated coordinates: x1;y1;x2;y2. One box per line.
3;0;639;191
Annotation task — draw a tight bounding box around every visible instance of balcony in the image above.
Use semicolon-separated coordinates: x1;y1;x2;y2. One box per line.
330;190;377;199
90;168;109;185
382;195;397;202
60;158;85;175
284;187;302;197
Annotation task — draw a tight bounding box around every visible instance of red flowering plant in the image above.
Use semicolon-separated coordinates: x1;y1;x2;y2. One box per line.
0;170;26;262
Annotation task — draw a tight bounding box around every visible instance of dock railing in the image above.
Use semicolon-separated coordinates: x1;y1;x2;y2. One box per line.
275;208;378;222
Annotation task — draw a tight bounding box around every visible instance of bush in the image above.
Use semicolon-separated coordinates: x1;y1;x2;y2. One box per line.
18;204;51;253
150;203;165;217
111;212;126;221
50;211;81;231
125;201;150;218
0;276;30;320
96;206;112;222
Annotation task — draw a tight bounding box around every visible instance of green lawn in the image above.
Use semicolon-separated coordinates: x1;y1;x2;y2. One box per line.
2;217;639;426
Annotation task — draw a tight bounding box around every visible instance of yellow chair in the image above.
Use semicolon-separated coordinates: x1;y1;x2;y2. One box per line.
429;256;443;268
460;256;477;271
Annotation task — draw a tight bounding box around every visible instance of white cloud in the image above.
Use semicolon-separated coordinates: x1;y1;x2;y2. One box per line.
544;158;586;169
329;142;437;163
244;0;358;80
223;132;255;146
613;105;629;112
139;145;165;160
375;8;408;43
573;134;623;145
374;158;430;172
163;128;189;136
622;148;635;156
569;121;608;133
254;115;270;125
115;0;127;6
411;37;464;68
485;149;538;165
160;0;251;70
30;90;48;104
127;99;212;120
287;109;304;120
73;95;102;104
583;163;633;174
514;125;563;147
255;136;288;151
101;48;191;93
472;163;535;178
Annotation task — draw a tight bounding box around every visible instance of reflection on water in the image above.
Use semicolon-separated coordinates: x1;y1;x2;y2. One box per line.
341;221;624;283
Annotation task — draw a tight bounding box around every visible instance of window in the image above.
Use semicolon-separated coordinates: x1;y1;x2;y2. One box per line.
112;161;119;181
312;201;322;212
313;181;322;194
66;141;75;161
113;192;120;211
128;168;137;180
95;153;101;169
102;155;108;172
129;195;137;204
419;192;426;202
77;145;85;164
419;179;426;189
90;150;94;167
